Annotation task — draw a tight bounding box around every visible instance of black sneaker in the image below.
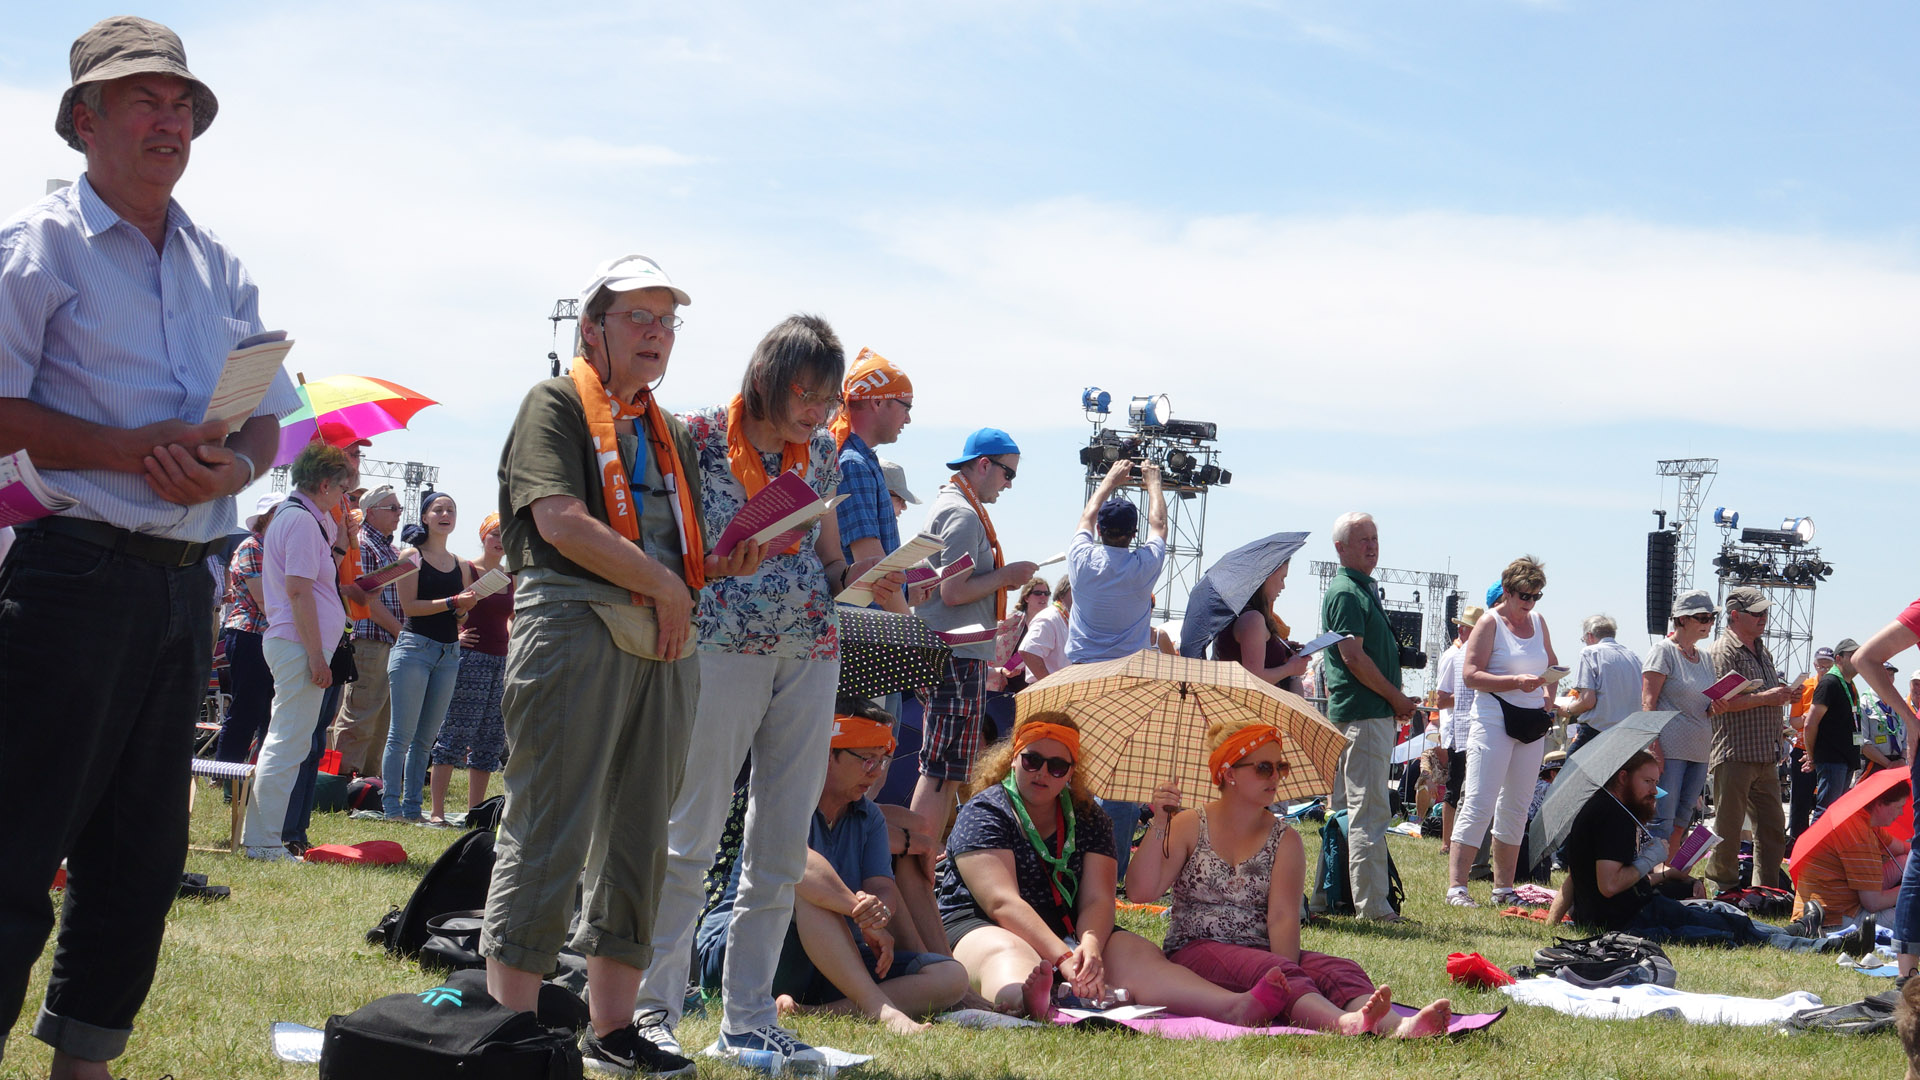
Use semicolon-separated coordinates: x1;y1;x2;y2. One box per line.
1789;898;1825;940
582;1023;696;1077
1840;913;1878;960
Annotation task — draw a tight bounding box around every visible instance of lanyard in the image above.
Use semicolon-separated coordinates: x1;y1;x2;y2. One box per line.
1001;775;1079;917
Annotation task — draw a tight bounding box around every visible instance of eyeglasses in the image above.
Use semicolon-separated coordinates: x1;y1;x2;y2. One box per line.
834;748;892;774
1018;751;1073;779
601;309;684;331
1231;760;1291;779
791;383;845;410
990;459;1017;483
886;398;914;413
367;503;403;513
1511;590;1543;603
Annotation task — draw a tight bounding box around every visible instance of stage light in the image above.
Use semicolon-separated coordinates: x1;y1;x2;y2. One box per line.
1197;464;1220;484
1128;394;1171;428
1740;527;1802;547
1163;418;1218;441
1081;387;1111;415
1781;516;1816;543
1712;507;1739;529
1215;468;1232;485
1165;449;1194;473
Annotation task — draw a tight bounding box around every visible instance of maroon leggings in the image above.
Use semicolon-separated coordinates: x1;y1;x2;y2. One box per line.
1168;939;1375;1021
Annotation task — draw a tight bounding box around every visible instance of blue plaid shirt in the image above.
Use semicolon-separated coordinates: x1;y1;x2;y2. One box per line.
353;522;403;644
835;432;897;563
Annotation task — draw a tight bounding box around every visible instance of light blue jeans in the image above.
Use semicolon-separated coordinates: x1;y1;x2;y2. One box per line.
384;632;462;818
1653;757;1710;846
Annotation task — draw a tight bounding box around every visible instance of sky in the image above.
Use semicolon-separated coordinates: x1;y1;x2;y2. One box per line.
6;1;1920;691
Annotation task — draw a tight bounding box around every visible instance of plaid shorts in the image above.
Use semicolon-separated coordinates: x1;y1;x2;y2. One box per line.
920;656;986;782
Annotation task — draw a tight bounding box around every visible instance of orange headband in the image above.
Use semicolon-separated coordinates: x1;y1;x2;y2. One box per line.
831;347;913;448
478;512;501;541
830;714;897;755
1012;721;1081;762
1210;726;1281;784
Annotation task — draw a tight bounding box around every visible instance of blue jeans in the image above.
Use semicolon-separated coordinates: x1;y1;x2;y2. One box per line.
1098;799;1142;882
1627;895;1815;950
281;681;342;844
1892;756;1920;956
1808;762;1853;825
383;633;462;818
1653;757;1709;845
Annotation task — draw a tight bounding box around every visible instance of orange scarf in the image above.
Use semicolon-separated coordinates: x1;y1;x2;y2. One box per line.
725;394;812;555
951;472;1006;620
333;505;368;621
570;359;706;595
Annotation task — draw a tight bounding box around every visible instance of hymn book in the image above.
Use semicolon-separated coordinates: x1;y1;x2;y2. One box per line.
0;450;76;527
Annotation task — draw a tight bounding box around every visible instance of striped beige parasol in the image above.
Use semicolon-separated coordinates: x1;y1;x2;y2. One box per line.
1014;649;1349;803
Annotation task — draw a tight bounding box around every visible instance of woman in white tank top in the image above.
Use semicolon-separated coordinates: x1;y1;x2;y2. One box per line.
1447;556;1560;908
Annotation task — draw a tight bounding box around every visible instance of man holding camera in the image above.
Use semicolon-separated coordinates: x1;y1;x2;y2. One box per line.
1064;459;1168;877
1310;512;1418;922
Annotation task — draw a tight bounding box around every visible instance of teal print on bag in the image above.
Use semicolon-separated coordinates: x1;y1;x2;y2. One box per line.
418;987;463;1007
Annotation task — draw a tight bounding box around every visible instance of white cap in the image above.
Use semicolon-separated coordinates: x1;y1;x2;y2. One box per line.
245;492;287;532
579;254;691;309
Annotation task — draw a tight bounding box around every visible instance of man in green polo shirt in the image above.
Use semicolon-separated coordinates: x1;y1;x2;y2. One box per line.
1310;512;1418;921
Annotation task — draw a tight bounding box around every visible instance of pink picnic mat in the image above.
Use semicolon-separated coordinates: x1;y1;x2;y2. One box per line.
1059;1003;1505;1038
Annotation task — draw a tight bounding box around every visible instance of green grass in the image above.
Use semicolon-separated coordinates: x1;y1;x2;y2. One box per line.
4;785;1904;1079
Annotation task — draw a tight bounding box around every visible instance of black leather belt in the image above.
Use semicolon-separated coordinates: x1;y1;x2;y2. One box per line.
28;516;211;568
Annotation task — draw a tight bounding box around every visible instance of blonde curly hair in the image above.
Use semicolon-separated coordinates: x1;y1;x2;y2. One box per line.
962;711;1099;815
1203;718;1284;790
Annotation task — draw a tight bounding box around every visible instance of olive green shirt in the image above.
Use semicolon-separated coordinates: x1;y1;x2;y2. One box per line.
1320;566;1401;721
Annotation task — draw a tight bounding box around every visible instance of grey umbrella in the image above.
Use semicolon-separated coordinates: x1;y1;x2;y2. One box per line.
1526;710;1677;856
1177;531;1310;658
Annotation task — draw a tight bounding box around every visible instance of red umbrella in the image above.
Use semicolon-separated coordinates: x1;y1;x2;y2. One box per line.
1787;766;1911;884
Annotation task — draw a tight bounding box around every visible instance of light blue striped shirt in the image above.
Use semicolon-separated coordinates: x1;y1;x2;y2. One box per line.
0;174;300;542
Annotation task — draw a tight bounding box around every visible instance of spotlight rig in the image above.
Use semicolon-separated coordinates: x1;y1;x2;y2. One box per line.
1077;387;1230;493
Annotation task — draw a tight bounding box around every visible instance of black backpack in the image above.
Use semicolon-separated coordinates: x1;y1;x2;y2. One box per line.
319;968;584;1080
1316;809;1406;916
369;829;496;958
1516;931;1677;989
1784;990;1900;1036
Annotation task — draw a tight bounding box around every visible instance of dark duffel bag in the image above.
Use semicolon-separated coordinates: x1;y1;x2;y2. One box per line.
319;968;583;1080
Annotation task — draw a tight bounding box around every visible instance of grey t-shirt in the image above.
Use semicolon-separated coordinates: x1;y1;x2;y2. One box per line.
913;482;997;660
1645;638;1714;763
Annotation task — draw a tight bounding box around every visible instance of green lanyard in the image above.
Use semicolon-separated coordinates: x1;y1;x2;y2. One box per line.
1001;775;1079;911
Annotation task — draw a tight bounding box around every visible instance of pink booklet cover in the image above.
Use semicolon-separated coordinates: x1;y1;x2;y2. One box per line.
1670;824;1721;874
905;554;973;586
714;470;832;558
937;624;998;646
354;552;421;593
1702;670;1756;702
0;449;75;528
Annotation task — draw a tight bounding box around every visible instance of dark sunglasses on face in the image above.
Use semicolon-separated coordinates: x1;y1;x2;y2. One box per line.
1231;760;1291;779
990;459;1017;483
1511;590;1543;603
1685;613;1715;624
1019;750;1072;778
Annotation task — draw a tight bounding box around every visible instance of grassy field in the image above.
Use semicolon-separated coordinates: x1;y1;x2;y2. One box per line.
3;781;1904;1079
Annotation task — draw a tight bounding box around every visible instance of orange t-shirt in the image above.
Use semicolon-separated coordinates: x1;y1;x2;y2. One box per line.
1792;815;1895;925
333;506;368;622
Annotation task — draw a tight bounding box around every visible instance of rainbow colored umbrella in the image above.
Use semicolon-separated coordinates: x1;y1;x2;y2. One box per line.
273;375;438;465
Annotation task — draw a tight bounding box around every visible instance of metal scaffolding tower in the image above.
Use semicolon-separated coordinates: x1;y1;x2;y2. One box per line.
270;456;441;526
1310;562;1460;692
1710;536;1829;683
1656;458;1717;598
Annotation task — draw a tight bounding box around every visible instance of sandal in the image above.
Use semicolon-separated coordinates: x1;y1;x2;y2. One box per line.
1490;887;1519;907
1446;887;1479;908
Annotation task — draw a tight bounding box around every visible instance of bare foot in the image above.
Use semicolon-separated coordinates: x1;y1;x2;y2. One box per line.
776;993;800;1018
1020;960;1056;1021
876;1003;933;1035
1223;968;1292;1026
1386;998;1453;1039
1336;985;1394;1035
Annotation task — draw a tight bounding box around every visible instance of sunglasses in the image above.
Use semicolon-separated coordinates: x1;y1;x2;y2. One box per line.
990;459;1017;483
1511;590;1543;603
1684;613;1716;624
1230;760;1291;779
1019;750;1073;779
834;748;892;774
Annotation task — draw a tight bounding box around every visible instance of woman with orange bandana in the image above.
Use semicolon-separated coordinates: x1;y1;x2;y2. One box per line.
632;314;903;1070
935;714;1299;1025
1125;720;1454;1037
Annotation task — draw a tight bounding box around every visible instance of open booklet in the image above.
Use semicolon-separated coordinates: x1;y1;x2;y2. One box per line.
201;331;295;433
1703;670;1760;702
712;469;847;559
353;551;420;593
935;623;998;646
834;532;946;605
469;567;512;599
0;449;77;528
1293;631;1351;658
1669;824;1721;875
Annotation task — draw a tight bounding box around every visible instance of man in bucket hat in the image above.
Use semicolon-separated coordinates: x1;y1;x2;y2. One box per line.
0;17;298;1075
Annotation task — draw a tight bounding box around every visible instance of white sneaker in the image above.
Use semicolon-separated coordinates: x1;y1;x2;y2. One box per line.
244;845;299;862
1445;887;1478;908
634;1009;681;1057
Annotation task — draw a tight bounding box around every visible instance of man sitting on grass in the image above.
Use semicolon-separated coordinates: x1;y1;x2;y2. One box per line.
1792;779;1910;933
695;699;968;1034
1552;749;1831;949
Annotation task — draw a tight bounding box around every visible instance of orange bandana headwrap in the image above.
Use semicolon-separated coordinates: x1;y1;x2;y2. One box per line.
478;512;501;542
1012;721;1081;762
830;347;914;449
1210;726;1282;785
830;714;898;755
570;359;706;595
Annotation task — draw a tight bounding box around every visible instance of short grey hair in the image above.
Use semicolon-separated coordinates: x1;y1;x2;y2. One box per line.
1330;512;1373;545
573;286;621;357
76;82;107;117
1582;614;1617;640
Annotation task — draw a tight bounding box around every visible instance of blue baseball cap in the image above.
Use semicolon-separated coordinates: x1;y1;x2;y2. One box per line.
945;428;1021;470
1486;583;1503;606
1095;498;1137;536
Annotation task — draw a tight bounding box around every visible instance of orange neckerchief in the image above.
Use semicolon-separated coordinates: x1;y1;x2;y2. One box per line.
570;359;706;596
951;472;1006;621
725;394;812;555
